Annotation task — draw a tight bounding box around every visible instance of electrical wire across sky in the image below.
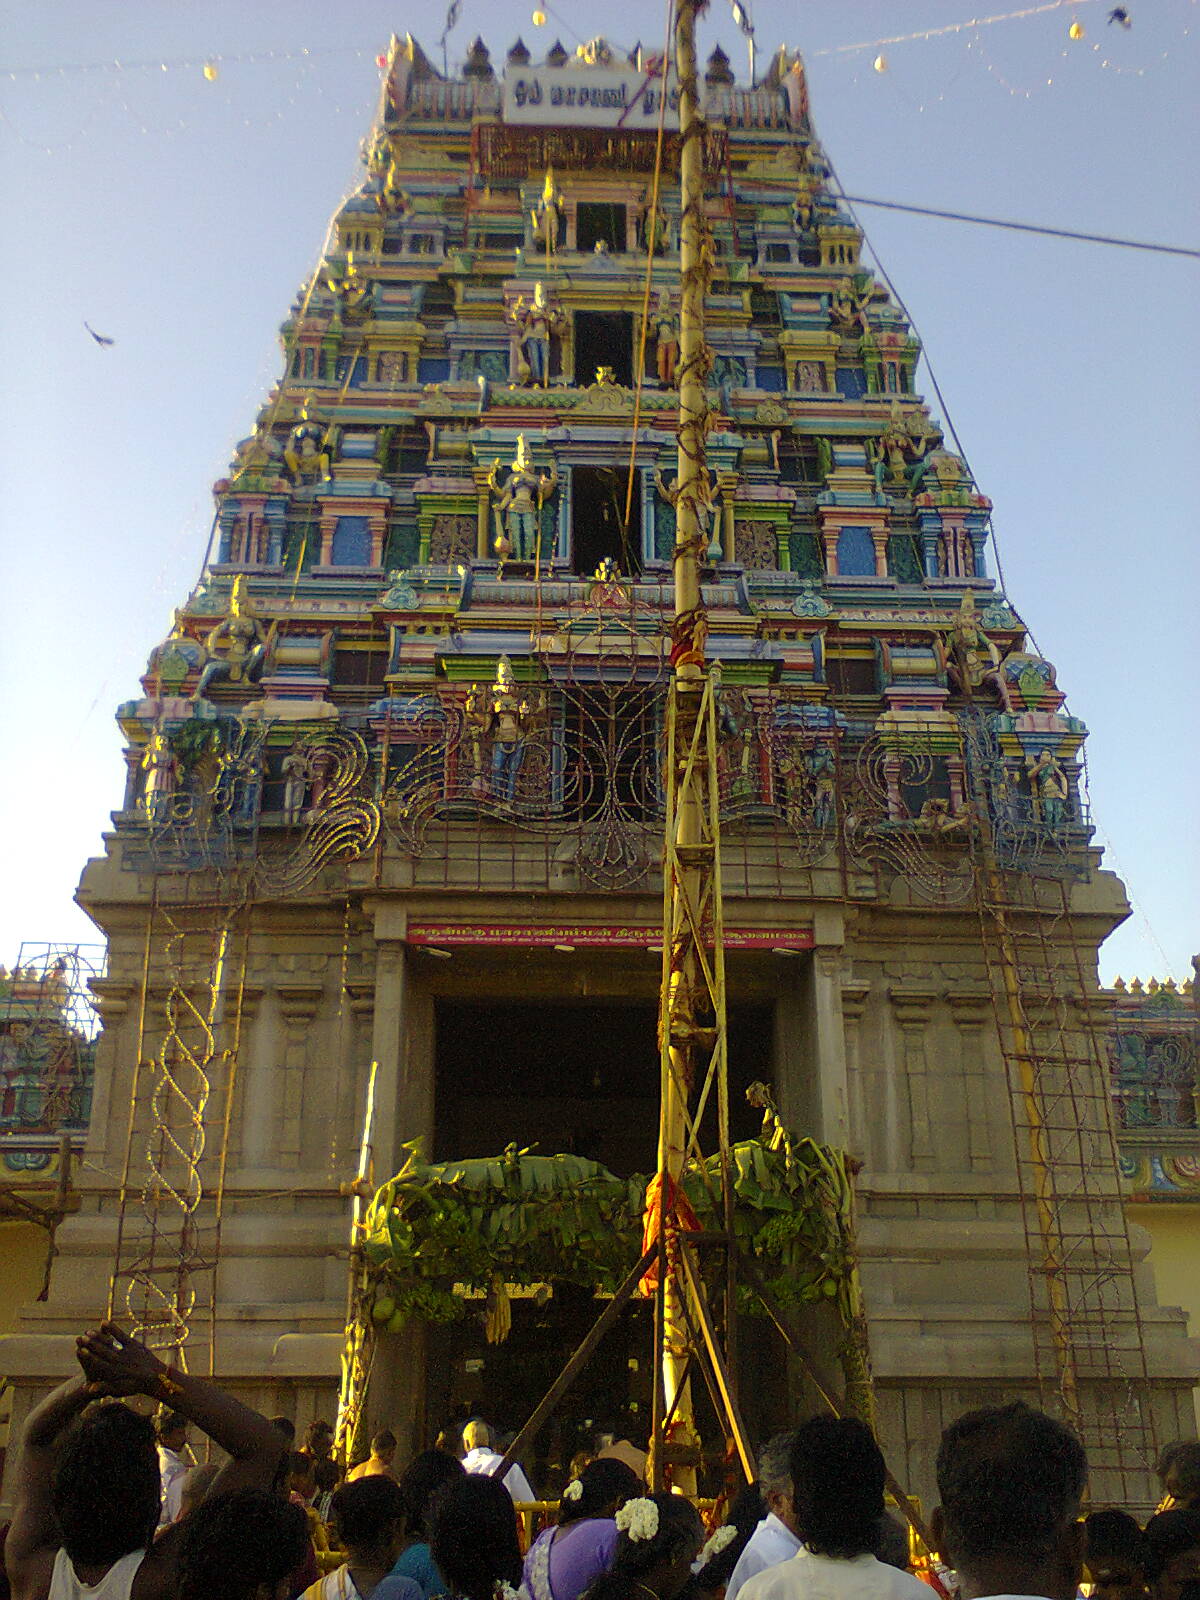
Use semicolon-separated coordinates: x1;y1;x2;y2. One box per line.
836;195;1199;259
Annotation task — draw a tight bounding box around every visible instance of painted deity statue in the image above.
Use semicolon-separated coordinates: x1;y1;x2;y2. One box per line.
326;252;374;322
509;282;562;388
488;435;558;569
829;275;872;337
872;401;936;491
942;592;1003;700
194;576;271;701
463;685;491;796
530;167;563;255
655;465;722;563
140;728;178;821
284;406;332;485
804;742;836;830
379;147;411;217
1026;748;1069;827
793;170;819;234
718;688;755;798
486;657;545;807
641;199;670;256
793;141;829;233
281;748;310;826
652;289;680;388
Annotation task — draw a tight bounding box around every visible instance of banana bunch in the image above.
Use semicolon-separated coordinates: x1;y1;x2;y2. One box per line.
484;1272;512;1344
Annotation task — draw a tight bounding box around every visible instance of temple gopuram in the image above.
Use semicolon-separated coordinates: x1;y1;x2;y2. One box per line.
1;32;1195;1510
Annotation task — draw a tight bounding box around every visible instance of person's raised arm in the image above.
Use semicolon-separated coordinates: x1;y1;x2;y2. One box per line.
6;1375;100;1598
75;1322;285;1498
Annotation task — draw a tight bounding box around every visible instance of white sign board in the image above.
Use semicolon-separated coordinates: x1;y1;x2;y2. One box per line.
502;65;680;131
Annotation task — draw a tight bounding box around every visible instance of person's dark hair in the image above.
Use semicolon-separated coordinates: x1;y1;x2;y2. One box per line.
269;1416;296;1444
584;1495;704;1600
612;1494;704;1579
1158;1443;1189;1487
372;1429;398;1456
1166;1445;1200;1507
177;1489;308;1600
935;1401;1087;1570
1143;1510;1200;1584
790;1416;885;1559
314;1457;342;1494
1085;1510;1145;1578
305;1419;334;1451
331;1477;406;1552
875;1513;910;1572
559;1458;640;1526
155;1409;189;1444
727;1480;767;1542
289;1451;316;1486
429;1474;522;1600
435;1420;464;1456
398;1449;465;1539
693;1482;764;1591
52;1403;160;1566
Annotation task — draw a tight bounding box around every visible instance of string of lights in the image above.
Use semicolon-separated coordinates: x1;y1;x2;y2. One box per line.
2;43;366;81
4;0;1179;81
809;0;1104;57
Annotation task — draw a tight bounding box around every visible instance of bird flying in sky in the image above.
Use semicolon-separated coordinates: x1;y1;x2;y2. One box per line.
84;322;115;347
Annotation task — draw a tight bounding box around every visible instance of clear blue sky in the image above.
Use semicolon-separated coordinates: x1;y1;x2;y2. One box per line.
1;0;1195;982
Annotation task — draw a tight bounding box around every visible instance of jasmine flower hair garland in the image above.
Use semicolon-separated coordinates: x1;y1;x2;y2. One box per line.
615;1498;660;1543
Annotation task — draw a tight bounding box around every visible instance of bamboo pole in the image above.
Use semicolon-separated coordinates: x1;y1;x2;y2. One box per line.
493;1243;658;1481
654;0;711;1496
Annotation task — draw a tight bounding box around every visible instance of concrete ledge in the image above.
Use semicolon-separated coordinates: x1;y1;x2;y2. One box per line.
270;1334;342;1375
0;1335;79;1378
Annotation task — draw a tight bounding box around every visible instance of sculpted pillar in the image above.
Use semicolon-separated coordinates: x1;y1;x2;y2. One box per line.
363;912;432;1455
888;986;939;1171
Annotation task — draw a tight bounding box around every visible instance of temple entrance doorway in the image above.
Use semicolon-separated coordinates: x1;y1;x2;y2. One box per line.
571;466;641;577
425;996;787;1478
574;311;633;388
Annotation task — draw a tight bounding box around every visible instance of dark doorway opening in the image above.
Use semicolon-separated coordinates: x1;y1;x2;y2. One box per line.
574;311;633;388
577;202;626;254
571;465;641;577
425;1287;654;1498
425;996;787;1479
434;997;769;1174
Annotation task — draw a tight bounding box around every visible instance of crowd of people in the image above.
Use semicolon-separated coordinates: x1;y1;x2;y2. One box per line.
2;1321;1199;1600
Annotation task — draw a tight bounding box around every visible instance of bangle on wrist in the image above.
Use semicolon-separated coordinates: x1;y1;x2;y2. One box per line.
157;1367;185;1399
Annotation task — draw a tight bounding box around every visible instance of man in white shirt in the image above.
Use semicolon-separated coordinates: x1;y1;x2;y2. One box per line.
737;1417;928;1600
726;1432;803;1600
930;1400;1087;1600
460;1419;535;1503
155;1410;192;1528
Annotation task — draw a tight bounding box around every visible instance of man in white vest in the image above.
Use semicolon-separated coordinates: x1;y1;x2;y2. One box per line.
726;1433;803;1600
461;1419;535;1504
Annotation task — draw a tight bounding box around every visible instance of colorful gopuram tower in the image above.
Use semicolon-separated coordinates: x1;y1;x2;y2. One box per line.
1;33;1194;1511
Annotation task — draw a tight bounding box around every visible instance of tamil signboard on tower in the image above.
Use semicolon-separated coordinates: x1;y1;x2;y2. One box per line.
501;64;680;130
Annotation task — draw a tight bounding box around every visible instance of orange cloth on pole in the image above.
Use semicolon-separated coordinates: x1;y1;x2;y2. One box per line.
639;1170;700;1296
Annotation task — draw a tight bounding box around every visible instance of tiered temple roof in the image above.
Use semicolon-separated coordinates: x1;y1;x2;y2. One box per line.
113;32;1090;897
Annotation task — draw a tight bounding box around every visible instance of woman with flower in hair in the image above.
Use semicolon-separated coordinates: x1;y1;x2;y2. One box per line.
579;1494;705;1600
428;1476;523;1600
522;1459;642;1600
